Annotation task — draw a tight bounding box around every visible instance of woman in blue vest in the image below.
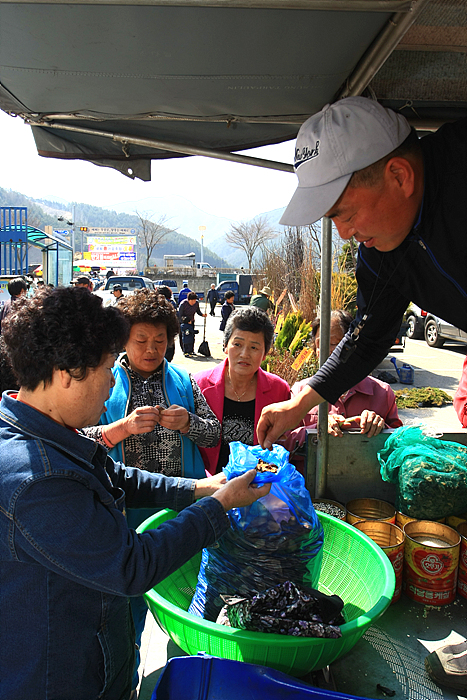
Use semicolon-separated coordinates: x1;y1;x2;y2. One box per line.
85;288;220;694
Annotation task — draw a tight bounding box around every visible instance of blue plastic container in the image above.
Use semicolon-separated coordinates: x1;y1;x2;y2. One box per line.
390;357;414;384
151;654;370;700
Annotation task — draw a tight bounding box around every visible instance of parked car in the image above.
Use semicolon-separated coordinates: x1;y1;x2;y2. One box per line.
94;275;155;305
405;304;427;340
424;313;467;348
404;304;467;348
215;274;252;304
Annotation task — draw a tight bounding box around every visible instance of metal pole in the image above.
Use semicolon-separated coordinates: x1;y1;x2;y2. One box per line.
71;204;76;262
31;120;294;174
315;215;332;498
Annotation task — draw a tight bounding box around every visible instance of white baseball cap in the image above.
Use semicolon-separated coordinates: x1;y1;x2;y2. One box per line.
280;97;411;226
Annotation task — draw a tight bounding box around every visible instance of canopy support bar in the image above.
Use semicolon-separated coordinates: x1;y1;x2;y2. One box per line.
29;120;295;173
2;0;415;11
339;0;430;98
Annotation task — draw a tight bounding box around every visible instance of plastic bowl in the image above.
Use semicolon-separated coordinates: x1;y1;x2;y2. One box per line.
138;509;395;677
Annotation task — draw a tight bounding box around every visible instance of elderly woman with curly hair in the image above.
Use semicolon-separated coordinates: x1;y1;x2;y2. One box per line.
84;288;221;690
0;287;267;700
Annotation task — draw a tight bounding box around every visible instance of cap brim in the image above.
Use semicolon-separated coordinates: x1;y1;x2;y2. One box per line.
279;173;352;227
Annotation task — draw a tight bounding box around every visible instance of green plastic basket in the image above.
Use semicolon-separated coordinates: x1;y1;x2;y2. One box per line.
138;509;395;677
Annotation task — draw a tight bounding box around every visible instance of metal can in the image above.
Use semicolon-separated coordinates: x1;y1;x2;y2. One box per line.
396;512;445;529
404;521;461;606
346;498;396;526
447;514;467;529
457;522;467;600
312;499;346;521
354;520;405;603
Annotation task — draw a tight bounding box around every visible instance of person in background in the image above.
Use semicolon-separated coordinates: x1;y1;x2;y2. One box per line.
157;285;177;309
75;274;93;291
219;290;235;332
178;291;206;356
249;285;273;312
207;283;219;316
0;276;28;333
83;288;220;693
0;286;268;700
195;307;290;474
156;285;177;361
287;310;402;451
178;280;192;304
111;283;124;304
106;268;116;279
454;356;467;427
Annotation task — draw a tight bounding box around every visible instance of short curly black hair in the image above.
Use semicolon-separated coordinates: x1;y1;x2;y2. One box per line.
117;288;180;341
2;287;130;391
224;306;274;352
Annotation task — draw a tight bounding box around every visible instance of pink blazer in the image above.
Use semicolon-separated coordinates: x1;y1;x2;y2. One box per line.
454;355;467;427
194;358;291;474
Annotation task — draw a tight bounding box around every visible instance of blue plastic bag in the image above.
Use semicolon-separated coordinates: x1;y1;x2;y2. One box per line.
189;443;324;621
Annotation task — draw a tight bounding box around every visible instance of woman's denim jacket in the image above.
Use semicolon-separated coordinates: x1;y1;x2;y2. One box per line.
0;392;228;700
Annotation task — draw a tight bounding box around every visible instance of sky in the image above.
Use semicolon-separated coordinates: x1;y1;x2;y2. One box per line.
0;110;298;222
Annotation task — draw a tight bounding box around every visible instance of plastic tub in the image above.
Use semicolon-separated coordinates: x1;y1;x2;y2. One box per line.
138;509;395;677
151;654;371;700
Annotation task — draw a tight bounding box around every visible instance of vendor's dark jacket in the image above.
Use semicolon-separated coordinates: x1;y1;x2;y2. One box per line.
0;391;228;700
309;118;467;404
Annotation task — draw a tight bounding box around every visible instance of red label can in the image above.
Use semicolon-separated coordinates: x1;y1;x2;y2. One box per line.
403;521;460;606
457;522;467;600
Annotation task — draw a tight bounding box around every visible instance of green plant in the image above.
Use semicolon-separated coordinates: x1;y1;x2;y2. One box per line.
394;387;453;409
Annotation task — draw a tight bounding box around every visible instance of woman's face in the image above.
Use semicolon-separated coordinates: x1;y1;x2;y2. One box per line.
314;320;344;358
125;322;168;378
225;328;266;378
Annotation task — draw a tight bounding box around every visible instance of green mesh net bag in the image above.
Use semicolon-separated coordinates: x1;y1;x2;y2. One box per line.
378;425;467;520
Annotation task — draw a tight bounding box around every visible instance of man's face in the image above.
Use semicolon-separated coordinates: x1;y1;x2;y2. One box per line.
188;299;197;306
325;179;414;252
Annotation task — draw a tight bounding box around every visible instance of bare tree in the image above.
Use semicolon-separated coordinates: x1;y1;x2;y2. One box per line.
135;211;173;269
225;216;277;272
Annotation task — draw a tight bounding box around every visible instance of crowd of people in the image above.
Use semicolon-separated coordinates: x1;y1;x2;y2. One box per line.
1;94;467;697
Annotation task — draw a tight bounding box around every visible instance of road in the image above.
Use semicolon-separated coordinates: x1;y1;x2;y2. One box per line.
377;337;466;432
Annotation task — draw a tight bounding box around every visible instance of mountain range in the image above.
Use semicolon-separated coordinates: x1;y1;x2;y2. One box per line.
4;188;288;267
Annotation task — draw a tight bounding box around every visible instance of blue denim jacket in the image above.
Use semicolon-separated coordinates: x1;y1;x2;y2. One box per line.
0;392;229;700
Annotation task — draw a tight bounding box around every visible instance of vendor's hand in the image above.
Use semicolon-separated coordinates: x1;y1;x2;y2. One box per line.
124;406;160;435
212;469;271;511
257;386;323;450
359;410;385;437
158;404;191;433
194;471;227;498
328;414;345;437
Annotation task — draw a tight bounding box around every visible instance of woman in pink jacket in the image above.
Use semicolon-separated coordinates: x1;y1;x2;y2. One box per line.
194;306;290;474
454;355;467;427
